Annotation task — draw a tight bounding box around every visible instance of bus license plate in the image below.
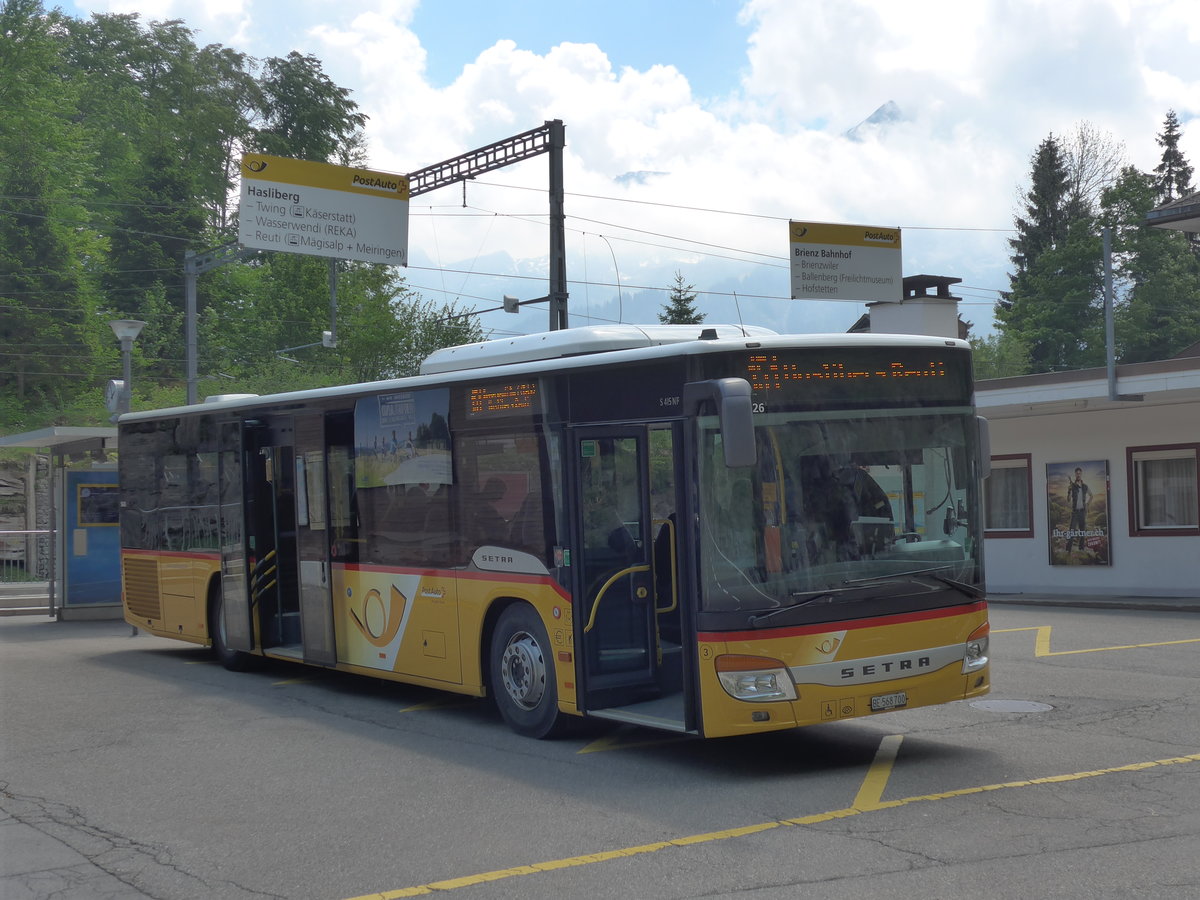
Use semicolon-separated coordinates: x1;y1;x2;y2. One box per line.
870;691;908;711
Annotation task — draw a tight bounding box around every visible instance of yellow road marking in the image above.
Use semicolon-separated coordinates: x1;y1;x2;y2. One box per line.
852;733;903;810
340;746;1200;900
399;699;475;713
578;726;691;754
994;625;1200;657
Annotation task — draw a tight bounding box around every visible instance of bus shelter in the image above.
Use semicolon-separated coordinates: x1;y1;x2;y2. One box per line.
0;427;121;620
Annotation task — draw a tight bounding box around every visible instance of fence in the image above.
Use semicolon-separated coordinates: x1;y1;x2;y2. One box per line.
0;530;51;583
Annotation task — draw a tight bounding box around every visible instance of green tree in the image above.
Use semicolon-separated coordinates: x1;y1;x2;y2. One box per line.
252;51;368;164
1101;166;1200;361
658;271;705;324
1005;134;1074;278
0;0;111;420
1152;110;1195;203
969;332;1032;380
996;132;1108;373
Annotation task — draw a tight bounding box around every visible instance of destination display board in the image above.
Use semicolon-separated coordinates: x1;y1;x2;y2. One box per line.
238;153;409;266
467;381;539;418
742;347;970;410
789;221;902;302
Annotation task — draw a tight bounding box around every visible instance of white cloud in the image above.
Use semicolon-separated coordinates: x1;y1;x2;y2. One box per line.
65;0;1200;336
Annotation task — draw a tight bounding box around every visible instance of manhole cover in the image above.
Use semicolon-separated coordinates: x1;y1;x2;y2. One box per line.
970;699;1054;713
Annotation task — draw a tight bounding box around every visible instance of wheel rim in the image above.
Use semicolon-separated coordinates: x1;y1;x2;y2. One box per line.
499;630;546;710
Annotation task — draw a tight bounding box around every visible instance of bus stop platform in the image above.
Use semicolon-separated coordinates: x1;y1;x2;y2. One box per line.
0;582;52;617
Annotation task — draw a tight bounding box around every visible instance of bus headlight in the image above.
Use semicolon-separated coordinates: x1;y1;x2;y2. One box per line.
962;623;989;673
715;654;797;702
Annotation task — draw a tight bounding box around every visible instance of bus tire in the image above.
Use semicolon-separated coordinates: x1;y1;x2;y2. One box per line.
489;604;563;739
209;581;253;672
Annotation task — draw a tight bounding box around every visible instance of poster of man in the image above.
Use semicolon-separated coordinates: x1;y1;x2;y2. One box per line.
1046;460;1110;566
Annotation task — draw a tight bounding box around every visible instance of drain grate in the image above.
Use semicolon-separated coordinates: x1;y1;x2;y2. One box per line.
970;699;1054;713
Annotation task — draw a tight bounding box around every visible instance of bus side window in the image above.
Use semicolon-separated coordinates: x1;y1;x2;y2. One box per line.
454;431;551;565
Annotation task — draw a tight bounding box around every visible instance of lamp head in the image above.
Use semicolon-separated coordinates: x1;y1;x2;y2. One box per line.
109;319;147;342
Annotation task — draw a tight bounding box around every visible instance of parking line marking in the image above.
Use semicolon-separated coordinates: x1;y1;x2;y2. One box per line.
399;699;475;713
578;727;691;754
341;746;1200;900
994;625;1200;657
852;734;903;810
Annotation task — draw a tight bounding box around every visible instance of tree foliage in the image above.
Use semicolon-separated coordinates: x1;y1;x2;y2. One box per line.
1153;110;1195;203
658;271;705;325
1101;166;1200;362
0;1;482;430
996;133;1105;373
992;117;1197;375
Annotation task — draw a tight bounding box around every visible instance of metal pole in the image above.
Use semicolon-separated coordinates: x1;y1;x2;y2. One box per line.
328;258;338;345
185;249;198;405
48;455;57;619
1103;227;1116;401
548;120;568;331
121;337;133;414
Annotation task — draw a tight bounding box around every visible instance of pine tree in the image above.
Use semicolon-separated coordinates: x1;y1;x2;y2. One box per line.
658;271;705;325
996;134;1105;373
1152;110;1195;203
1005;135;1073;279
1102;166;1200;362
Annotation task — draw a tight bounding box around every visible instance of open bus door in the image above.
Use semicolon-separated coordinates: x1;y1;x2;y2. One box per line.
216;421;253;654
243;414;337;665
573;424;692;733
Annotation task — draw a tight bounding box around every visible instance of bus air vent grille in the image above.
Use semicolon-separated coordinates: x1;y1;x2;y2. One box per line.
124;557;162;620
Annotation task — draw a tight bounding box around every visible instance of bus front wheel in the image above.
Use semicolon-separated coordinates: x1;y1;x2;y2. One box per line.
209;582;253;672
490;604;562;738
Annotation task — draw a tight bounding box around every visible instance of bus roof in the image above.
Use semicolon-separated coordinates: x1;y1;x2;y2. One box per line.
117;326;969;423
419;323;778;374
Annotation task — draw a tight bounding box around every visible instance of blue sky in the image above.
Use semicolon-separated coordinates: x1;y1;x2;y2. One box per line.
410;0;751;98
64;0;1200;340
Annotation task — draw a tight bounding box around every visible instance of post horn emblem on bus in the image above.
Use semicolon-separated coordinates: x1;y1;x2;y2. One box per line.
349;585;408;648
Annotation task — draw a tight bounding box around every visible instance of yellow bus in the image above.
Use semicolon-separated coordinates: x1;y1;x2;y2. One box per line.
117;325;990;738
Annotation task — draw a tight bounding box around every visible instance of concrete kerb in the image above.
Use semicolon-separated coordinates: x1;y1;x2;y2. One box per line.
987;593;1200;613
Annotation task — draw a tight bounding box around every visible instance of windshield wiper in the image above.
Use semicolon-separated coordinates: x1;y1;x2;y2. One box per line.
748;584;892;628
747;567;983;629
844;565;984;599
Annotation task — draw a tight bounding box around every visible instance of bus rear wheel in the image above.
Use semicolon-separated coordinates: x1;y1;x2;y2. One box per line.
209;581;253;672
490;604;562;738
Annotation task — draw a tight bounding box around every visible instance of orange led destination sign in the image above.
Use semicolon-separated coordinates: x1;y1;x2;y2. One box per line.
468;381;539;417
746;355;946;392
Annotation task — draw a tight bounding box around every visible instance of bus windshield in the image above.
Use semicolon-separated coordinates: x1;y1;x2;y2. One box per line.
698;408;982;614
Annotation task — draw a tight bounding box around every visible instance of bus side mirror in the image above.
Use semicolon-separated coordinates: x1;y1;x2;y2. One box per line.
683;378;757;468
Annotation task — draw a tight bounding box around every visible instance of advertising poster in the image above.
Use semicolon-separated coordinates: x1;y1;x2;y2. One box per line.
1046;460;1111;566
355;389;452;488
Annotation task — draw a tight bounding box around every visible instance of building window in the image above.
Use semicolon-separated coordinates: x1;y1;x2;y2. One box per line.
985;454;1033;538
1128;444;1200;536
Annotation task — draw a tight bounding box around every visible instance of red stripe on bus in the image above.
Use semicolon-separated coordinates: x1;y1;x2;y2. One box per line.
697;601;987;642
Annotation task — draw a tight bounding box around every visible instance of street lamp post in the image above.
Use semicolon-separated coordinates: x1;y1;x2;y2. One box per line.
108;319;146;416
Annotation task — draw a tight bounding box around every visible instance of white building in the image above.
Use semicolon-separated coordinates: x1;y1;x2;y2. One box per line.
976;350;1200;598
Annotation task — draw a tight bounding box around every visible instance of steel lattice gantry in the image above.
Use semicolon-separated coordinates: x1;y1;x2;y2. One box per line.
407;119;568;331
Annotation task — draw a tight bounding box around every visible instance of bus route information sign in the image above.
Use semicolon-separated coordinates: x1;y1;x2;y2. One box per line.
789;221;902;302
238;153;410;266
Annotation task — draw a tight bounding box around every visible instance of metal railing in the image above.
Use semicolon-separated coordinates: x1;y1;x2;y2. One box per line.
0;530;51;583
